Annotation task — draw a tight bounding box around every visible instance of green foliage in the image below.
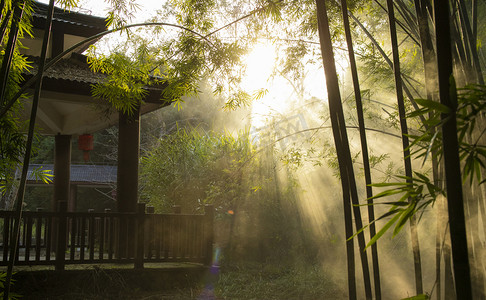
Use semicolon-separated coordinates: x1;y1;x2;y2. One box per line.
30;166;53;184
359;172;443;249
0;272;21;299
408;84;486;184
363;83;486;248
87;38;164;113
140;127;255;214
0;0;35;198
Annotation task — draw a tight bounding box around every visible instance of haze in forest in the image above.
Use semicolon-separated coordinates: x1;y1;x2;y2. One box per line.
3;0;486;299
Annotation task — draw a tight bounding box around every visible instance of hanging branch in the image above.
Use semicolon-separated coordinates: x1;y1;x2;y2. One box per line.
434;1;472;298
340;0;381;299
3;0;55;298
315;1;373;299
386;0;424;295
0;21;212;119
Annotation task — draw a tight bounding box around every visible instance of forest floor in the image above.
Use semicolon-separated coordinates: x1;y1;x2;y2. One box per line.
4;262;346;299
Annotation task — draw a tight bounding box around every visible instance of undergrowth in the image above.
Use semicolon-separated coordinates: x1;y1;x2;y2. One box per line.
215;263;347;299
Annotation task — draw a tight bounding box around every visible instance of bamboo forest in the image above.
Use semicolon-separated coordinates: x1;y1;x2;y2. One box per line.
0;0;485;299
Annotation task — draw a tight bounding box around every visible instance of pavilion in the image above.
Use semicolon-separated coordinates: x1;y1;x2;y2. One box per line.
19;1;171;213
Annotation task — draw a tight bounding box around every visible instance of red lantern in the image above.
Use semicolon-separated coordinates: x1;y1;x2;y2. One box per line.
78;134;94;162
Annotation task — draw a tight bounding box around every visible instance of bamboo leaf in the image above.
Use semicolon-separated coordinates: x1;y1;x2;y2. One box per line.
401;294;429;300
394;204;415;236
365;213;401;250
368;188;405;200
414;98;451;113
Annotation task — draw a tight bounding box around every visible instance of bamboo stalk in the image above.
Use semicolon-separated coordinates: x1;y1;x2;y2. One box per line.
434;0;472;298
386;0;424;295
413;0;441;296
3;0;55;298
340;0;381;298
315;1;372;299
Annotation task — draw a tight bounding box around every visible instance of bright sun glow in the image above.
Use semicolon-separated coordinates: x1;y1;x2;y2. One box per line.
241;43;276;91
242;43;292;129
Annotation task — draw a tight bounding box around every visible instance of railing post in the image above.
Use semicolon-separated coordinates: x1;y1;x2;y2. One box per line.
55;201;67;271
204;204;214;266
35;208;43;262
146;206;155;259
135;203;145;269
88;209;95;261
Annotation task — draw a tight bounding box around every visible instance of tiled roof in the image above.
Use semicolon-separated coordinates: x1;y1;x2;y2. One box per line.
27;164;117;184
32;1;107;34
26;54;105;85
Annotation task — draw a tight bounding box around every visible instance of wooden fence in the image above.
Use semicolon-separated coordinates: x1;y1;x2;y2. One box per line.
0;203;214;270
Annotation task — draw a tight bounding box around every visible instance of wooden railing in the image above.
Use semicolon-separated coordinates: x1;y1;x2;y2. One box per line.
0;203;214;270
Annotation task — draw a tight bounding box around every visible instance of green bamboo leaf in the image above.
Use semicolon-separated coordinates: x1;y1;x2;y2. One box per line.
413;172;430;183
415;98;451;113
365;213;401;250
401;294;429;300
368;189;405;200
370;182;409;187
373;201;409;206
394;204;415;236
408;107;429;118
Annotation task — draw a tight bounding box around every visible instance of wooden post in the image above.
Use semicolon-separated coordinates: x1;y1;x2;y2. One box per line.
204;205;214;266
117;107;140;259
135;203;145;269
117;107;140;213
55;201;67;271
53;135;71;212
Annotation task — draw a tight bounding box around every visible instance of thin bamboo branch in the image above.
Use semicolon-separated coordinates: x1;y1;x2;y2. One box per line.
344;6;427;126
456;0;484;84
372;0;420;46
